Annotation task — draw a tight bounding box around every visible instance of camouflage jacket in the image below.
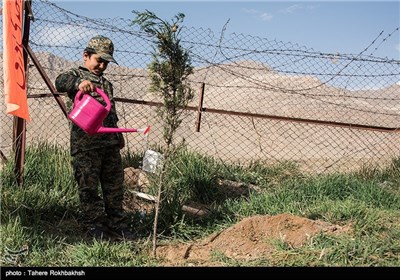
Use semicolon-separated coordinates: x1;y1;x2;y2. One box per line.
55;66;122;155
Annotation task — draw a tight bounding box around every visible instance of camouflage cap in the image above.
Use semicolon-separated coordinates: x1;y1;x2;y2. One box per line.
86;35;118;64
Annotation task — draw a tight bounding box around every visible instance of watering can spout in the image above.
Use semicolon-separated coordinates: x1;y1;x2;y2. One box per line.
97;126;151;134
68;87;151;135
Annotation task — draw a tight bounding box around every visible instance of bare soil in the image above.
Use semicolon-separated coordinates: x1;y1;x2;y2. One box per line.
152;213;349;266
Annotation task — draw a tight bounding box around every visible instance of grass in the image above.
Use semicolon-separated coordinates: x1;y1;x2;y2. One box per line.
1;141;399;267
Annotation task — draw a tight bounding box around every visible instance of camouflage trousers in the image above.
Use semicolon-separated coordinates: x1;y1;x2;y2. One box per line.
72;145;127;230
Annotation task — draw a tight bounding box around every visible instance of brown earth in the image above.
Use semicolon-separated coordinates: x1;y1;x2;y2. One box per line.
154;213;349;266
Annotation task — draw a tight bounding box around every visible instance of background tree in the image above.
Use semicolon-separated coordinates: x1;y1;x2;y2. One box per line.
131;10;194;256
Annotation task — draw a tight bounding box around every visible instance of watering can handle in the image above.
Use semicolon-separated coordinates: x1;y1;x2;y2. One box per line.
74;87;111;111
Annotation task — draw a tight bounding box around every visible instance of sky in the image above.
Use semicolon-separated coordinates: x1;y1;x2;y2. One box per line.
49;0;399;60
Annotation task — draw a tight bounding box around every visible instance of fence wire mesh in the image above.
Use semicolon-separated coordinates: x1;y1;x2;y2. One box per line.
1;0;399;174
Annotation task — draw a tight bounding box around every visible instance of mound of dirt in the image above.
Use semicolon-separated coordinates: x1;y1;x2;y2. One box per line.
155;213;349;266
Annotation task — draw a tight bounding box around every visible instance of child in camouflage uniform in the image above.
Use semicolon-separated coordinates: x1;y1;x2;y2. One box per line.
55;35;134;240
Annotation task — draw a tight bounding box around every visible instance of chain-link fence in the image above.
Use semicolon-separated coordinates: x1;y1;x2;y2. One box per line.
1;0;399;174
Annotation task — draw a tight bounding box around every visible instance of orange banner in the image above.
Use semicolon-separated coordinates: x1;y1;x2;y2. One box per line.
3;0;30;121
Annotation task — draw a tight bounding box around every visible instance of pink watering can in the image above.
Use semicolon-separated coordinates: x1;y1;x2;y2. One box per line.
68;87;150;135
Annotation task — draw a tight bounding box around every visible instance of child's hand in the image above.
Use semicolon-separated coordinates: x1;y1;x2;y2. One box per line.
78;80;96;93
